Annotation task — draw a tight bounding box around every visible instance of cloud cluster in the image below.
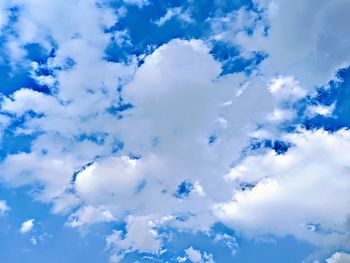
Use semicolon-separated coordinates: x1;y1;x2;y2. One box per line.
0;0;350;262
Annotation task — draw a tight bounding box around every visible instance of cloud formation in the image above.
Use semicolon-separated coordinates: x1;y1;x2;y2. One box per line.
0;0;349;262
20;219;35;234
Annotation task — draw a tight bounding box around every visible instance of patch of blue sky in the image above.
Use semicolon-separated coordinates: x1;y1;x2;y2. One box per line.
0;185;111;263
301;66;350;131
0;42;54;96
241;138;292;158
105;0;257;73
255;66;350;135
0;132;33;160
0;63;50;96
174;180;194;198
0;113;44;160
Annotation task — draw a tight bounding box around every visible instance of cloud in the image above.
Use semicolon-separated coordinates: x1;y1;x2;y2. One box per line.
0;152;75;202
67;205;115;228
123;0;149;8
214;233;238;255
0;34;294;260
0;200;10;216
185;247;203;263
0;1;10;33
185;247;214;263
20;219;35;234
154;7;194;26
44;38;276;235
106;215;162;262
326;252;350;263
215;129;350;248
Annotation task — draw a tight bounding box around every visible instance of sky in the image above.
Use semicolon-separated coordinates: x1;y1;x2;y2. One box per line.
0;0;350;262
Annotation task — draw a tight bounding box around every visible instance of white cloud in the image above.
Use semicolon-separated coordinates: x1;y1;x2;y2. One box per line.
326;252;350;263
185;247;203;263
67;206;115;228
0;152;75;202
185;247;214;263
106;215;162;262
1;88;61;116
154;7;193;26
123;0;149;8
0;200;10;216
75;156;143;207
268;76;306;102
214;233;238;255
20;219;35;234
30;237;37;245
176;256;187;262
216;129;350;248
306;103;336;118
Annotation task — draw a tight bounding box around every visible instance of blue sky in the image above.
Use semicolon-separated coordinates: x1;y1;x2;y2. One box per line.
0;0;350;262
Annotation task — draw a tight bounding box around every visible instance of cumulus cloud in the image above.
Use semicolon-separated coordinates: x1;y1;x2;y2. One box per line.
20;219;35;234
216;129;350;248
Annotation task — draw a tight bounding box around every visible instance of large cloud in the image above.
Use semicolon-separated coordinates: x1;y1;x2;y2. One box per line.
0;36;278;261
70;39;276;232
215;129;350;248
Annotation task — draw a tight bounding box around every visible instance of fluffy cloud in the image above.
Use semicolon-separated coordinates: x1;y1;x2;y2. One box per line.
106;215;162;262
67;205;115;227
184;247;214;263
0;200;10;216
326;252;350;263
61;38;278;235
215;129;350;248
20;219;35;234
185;247;203;263
0;152;75;202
